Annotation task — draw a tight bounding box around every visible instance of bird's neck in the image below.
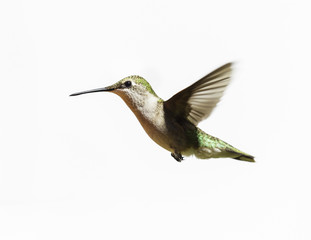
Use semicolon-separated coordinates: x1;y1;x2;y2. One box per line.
115;90;165;129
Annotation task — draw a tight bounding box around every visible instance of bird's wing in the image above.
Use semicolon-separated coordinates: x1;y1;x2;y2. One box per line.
164;63;233;126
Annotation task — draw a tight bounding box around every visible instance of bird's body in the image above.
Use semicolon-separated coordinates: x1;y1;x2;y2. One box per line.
70;63;254;162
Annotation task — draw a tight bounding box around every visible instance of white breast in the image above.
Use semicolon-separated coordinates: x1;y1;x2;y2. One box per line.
116;87;172;152
135;92;166;132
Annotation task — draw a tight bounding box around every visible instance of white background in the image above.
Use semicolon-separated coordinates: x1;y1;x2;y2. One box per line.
1;0;310;239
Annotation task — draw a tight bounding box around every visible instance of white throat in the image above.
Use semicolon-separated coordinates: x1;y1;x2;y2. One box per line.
125;90;166;132
131;91;160;120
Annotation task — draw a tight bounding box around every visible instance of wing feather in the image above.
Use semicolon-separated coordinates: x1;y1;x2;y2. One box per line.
164;63;233;126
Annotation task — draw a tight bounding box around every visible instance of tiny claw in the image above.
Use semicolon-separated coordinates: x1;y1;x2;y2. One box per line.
171;152;184;162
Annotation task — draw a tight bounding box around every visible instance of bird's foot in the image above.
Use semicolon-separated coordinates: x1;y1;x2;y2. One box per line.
171;152;184;162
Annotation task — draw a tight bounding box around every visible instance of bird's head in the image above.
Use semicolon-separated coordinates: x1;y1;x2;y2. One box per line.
70;76;161;109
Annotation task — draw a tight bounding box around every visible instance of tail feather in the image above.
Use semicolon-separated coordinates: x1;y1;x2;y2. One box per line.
226;148;255;162
233;153;255;162
194;128;255;162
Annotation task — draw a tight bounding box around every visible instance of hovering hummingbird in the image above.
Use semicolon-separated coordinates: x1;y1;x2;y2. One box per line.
70;63;254;162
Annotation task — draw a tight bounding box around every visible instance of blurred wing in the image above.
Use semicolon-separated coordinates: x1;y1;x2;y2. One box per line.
164;63;233;126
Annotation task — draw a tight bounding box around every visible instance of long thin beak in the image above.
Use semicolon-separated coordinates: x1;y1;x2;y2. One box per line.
69;86;115;96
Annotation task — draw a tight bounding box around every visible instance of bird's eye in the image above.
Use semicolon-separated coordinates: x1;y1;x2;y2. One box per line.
124;81;132;88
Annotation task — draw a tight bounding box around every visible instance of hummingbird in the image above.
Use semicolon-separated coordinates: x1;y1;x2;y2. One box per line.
70;63;254;162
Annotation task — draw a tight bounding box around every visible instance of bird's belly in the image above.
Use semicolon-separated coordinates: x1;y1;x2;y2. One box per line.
130;106;192;154
140;120;174;152
133;112;174;152
137;116;194;155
